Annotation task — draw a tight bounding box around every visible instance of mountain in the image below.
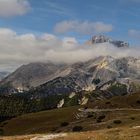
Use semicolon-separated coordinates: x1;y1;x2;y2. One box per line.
0;62;66;91
86;35;129;48
0;55;140;117
25;56;140;109
0;72;10;81
0;35;139;101
1;56;140;96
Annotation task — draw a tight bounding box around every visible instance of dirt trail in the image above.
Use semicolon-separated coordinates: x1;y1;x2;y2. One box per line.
78;108;140;112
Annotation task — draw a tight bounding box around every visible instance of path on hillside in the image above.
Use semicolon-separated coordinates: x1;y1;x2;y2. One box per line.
78;108;140;113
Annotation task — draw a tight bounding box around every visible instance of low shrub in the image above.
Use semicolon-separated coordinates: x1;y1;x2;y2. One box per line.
51;127;58;132
113;120;122;124
96;119;102;123
60;122;69;127
130;117;135;120
136;100;140;104
107;125;112;129
0;129;3;135
98;115;105;120
105;101;111;104
84;106;88;109
96;115;106;123
87;114;94;118
72;126;83;132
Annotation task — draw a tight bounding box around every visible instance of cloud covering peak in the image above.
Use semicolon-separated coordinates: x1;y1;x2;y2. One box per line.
0;27;139;71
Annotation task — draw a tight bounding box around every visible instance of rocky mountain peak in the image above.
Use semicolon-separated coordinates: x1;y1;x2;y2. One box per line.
91;35;111;44
87;35;129;48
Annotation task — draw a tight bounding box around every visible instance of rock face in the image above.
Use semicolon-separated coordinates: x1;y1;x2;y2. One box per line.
87;35;129;48
57;99;64;108
0;62;66;91
1;56;140;96
91;35;111;44
111;40;129;48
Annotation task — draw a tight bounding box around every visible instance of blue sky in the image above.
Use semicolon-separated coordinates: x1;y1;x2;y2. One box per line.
0;0;140;44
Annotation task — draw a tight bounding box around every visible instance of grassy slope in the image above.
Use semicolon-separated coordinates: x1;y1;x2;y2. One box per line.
87;92;140;109
2;127;140;140
1;106;79;136
54;127;140;140
1;93;140;139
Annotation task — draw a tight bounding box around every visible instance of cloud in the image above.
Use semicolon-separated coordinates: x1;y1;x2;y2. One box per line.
54;20;113;35
0;27;139;72
128;29;140;38
0;0;30;17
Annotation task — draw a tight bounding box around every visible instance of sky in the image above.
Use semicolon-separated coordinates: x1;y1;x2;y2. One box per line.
0;0;140;71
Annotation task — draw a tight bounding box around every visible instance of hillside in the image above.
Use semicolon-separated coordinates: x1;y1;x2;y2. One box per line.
1;92;140;139
0;86;131;118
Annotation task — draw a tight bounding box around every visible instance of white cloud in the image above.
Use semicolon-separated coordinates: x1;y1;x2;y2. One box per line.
0;0;30;17
0;27;139;72
54;20;113;34
128;29;140;38
40;33;57;41
63;37;77;43
0;28;16;35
